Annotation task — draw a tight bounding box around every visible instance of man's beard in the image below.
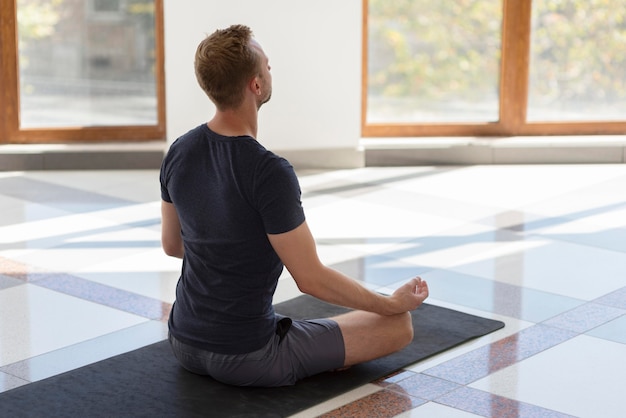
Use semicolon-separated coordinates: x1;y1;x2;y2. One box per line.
258;89;272;110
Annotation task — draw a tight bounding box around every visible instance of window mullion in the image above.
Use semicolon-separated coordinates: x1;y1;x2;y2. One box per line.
0;0;19;144
499;0;532;135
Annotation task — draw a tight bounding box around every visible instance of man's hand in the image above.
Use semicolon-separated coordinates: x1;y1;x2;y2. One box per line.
389;277;429;314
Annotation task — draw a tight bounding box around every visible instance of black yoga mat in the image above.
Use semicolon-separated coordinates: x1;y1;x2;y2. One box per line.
0;295;504;418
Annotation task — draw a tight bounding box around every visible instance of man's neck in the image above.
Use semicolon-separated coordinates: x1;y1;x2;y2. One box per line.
207;105;258;138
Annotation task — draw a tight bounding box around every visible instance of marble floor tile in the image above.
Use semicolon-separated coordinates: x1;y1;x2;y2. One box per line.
86;201;161;226
379;372;462;401
291;384;382;418
0;199;73;227
383;223;525;272
0;284;147;366
469;335;626;418
25;170;161;203
0;372;28;393
0;176;132;213
75;269;179;303
30;272;172;320
436;386;574;418
542;302;625;333
0;321;167;383
520;171;626;221
1;166;625;417
8;245;150;274
394;402;483;418
320;388;427;418
387;165;619;209
330;254;429;287
0;212;120;249
0;274;22;290
305;198;467;240
585;315;626;344
358;187;506;225
448;238;626;300
594;286;626;309
528;216;626;253
423;324;577;385
418;269;584;323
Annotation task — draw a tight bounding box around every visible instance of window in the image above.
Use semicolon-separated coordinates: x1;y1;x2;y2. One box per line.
527;0;626;122
363;0;626;137
0;0;165;143
92;0;122;13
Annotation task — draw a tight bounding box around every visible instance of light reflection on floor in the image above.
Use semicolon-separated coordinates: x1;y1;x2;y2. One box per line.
1;165;625;417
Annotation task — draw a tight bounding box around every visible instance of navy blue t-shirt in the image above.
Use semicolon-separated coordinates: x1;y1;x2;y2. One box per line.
160;124;305;354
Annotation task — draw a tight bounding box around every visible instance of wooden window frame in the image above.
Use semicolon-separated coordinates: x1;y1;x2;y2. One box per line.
361;0;626;137
0;0;165;144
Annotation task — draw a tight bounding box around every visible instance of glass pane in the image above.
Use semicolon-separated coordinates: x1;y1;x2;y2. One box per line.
367;0;503;124
17;0;158;128
528;0;626;122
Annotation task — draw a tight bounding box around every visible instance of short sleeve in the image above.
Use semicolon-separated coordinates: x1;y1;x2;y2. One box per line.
159;152;173;203
254;156;305;235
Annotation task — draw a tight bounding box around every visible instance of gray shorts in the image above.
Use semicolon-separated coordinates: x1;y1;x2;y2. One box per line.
168;315;345;387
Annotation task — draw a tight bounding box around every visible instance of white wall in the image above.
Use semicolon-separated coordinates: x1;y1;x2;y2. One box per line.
163;0;363;166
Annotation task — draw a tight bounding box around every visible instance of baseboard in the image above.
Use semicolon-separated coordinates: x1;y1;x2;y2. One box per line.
275;147;365;169
0;142;167;171
2;136;625;171
362;136;626;166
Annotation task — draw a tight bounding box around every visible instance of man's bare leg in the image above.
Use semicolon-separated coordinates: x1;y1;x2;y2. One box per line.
331;310;413;367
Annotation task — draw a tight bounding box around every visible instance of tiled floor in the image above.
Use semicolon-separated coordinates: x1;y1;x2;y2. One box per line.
1;165;625;418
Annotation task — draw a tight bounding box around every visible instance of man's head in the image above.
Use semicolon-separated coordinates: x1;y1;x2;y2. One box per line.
195;24;271;111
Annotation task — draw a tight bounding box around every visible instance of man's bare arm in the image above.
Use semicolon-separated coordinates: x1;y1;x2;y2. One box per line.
161;200;184;259
267;221;428;316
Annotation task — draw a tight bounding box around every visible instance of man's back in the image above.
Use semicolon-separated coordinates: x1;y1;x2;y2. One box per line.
160;124;305;354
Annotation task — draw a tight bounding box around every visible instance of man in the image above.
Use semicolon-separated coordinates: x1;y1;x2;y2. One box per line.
160;24;429;387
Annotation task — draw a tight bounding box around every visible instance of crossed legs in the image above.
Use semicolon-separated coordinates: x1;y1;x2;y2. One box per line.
331;310;414;367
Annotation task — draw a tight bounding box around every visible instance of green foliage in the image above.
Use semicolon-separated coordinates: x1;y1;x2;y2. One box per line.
369;0;626;104
530;0;626;102
368;0;502;101
127;1;154;15
17;0;63;42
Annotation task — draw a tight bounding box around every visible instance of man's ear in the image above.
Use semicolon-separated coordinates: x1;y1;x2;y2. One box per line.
248;76;262;96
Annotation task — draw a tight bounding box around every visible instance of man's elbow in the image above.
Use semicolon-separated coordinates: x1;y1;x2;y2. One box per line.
292;270;324;297
294;279;313;295
162;240;183;258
